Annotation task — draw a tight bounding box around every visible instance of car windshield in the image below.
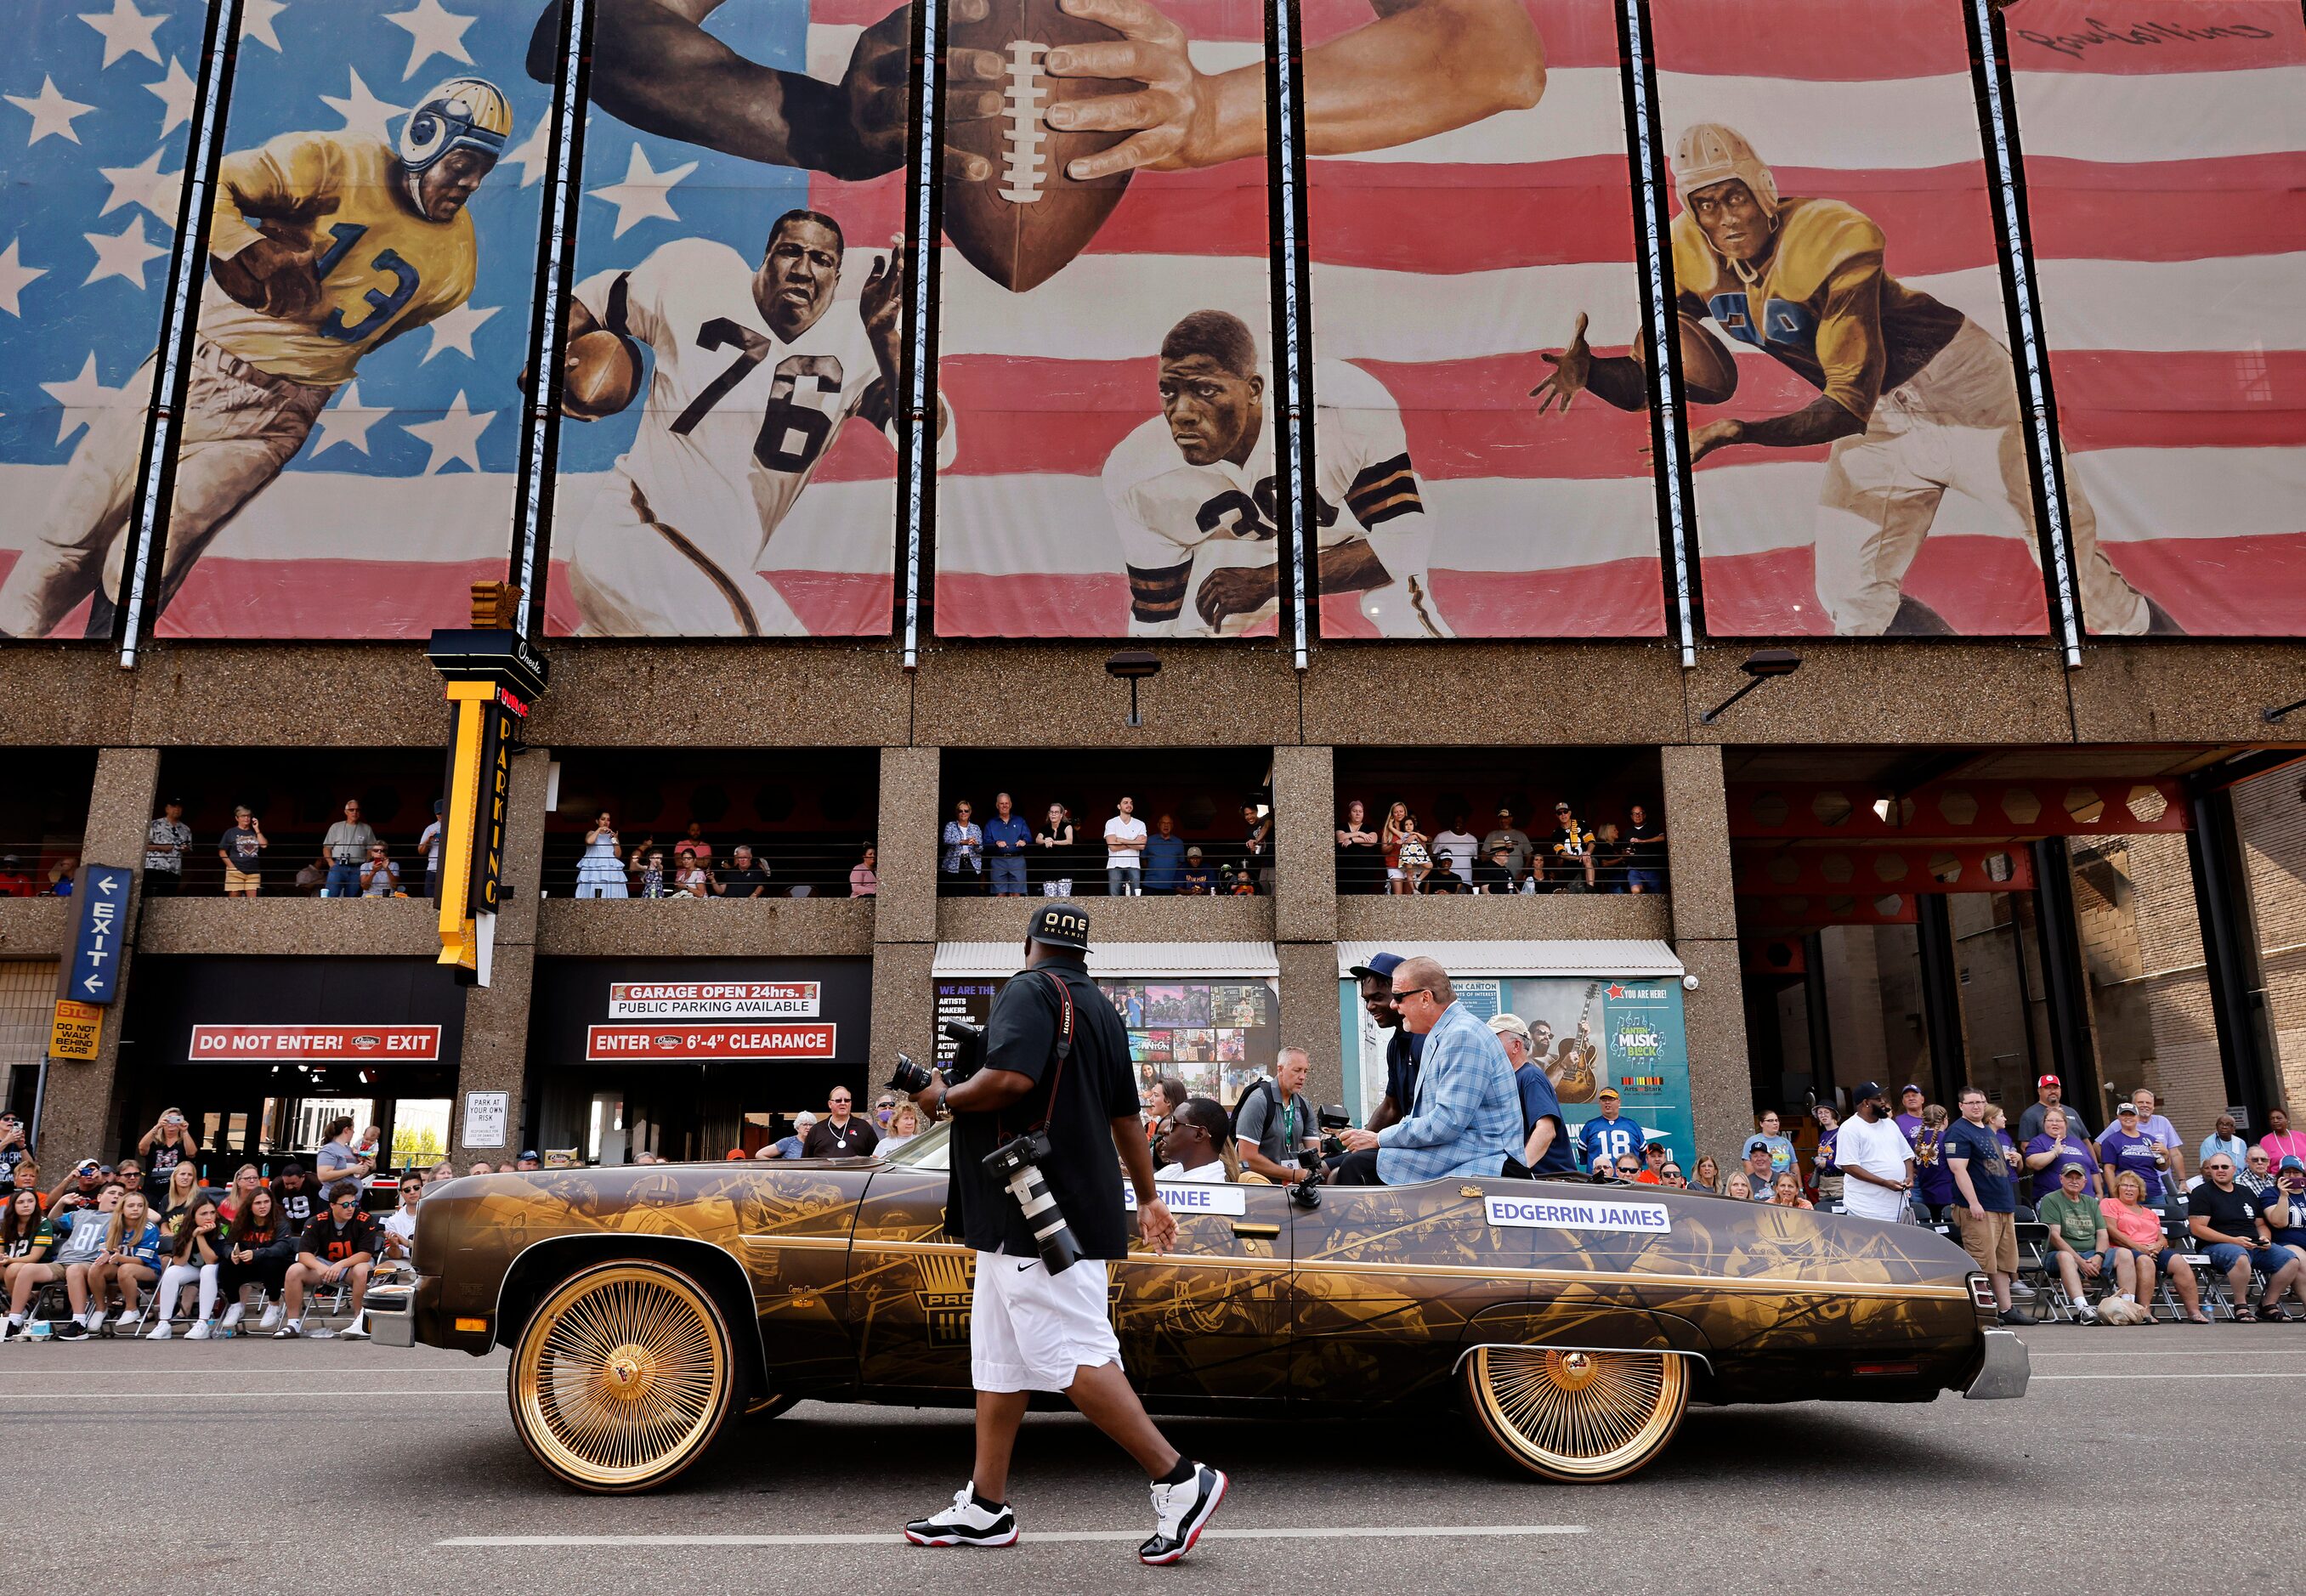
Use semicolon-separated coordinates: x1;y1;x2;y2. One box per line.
883;1119;950;1170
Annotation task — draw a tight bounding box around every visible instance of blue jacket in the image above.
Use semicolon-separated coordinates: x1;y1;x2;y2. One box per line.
1375;999;1524;1185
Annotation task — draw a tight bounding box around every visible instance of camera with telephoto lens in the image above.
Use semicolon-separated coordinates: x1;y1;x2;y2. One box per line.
1286;1104;1356;1209
887;1021;988;1095
982;1129;1083;1275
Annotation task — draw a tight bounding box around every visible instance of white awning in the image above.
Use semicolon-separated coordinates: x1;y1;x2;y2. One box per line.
932;941;1280;979
1334;940;1685;979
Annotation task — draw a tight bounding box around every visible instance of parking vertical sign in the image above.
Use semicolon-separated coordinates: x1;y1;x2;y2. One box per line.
69;866;133;1005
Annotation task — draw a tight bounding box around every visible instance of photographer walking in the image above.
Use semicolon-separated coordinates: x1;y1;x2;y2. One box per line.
904;903;1227;1565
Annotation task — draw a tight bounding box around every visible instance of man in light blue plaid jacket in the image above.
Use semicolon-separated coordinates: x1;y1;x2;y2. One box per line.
1333;955;1525;1186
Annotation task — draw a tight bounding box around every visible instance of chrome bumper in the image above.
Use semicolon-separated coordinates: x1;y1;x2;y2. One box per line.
1963;1328;2029;1400
366;1282;415;1349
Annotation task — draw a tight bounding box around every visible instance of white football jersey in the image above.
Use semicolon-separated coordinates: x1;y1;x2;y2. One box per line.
1101;359;1448;638
574;237;890;574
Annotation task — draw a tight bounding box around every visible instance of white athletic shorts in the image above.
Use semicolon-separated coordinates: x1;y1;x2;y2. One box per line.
970;1250;1121;1394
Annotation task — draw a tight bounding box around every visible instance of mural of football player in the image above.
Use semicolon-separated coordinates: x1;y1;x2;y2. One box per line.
1533;122;2173;637
0;79;513;638
554;210;950;635
1106;310;1449;639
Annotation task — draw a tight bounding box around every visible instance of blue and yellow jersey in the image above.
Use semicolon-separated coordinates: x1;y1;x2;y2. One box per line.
202;131;479;388
1672;196;1965;422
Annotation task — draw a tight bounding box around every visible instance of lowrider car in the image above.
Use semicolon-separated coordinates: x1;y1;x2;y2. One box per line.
373;1127;2026;1492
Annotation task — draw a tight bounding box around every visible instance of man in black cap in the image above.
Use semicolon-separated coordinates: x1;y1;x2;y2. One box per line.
904;903;1227;1565
1835;1082;1915;1224
1347;952;1421;1133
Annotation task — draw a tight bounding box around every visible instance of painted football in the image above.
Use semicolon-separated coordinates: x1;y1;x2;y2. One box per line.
1678;311;1740;405
943;0;1140;293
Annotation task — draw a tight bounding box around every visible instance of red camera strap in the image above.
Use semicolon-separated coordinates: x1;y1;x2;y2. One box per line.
1026;969;1074;1136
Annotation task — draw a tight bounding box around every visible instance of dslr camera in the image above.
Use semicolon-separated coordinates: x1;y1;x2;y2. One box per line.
981;1129;1084;1275
1285;1104;1355;1209
886;1020;987;1096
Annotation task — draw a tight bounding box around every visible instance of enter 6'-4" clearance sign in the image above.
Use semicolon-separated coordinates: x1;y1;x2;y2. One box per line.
584;1024;837;1061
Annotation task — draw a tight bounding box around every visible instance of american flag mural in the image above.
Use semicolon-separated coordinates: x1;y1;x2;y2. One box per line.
155;0;545;639
544;0;904;638
1651;0;2065;637
931;0;1274;638
0;0;210;639
2006;1;2306;637
1304;0;1657;639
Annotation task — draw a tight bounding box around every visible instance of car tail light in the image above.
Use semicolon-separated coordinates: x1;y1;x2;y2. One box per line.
1968;1273;1996;1311
1852;1361;1919;1378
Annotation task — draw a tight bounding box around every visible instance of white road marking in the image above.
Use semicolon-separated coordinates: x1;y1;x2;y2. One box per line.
441;1526;1589;1548
2032;1350;2306;1359
0;1389;497;1399
2033;1372;2306;1381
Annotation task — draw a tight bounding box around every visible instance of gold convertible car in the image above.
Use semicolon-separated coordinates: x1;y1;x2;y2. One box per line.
372;1127;2027;1492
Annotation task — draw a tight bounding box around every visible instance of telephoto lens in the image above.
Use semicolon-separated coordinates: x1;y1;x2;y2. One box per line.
887;1053;934;1095
983;1131;1082;1274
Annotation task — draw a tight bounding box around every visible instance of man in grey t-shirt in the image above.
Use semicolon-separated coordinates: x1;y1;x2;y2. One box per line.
1235;1046;1314;1183
320;799;375;897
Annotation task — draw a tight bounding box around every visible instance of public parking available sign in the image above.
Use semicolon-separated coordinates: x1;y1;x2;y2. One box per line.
585;1023;837;1061
69;866;132;1003
188;1026;442;1062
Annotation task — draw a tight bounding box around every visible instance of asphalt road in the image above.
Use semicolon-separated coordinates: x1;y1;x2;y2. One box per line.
6;1323;2297;1592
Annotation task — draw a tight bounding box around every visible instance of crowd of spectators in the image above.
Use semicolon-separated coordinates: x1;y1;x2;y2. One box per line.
941;794;1271;897
1337;799;1666;895
0;1115;423;1342
124;795;449;901
568;812;875;899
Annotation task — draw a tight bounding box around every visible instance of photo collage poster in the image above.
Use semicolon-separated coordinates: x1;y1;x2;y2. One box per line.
0;0;212;639
544;0;907;637
1300;0;1660;638
934;971;1280;1104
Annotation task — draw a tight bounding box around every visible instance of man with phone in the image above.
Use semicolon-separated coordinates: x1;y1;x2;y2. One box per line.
903;903;1227;1565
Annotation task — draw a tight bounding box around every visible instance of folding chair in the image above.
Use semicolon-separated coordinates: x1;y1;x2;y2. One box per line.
2162;1216;2228;1321
2012;1221;2064;1318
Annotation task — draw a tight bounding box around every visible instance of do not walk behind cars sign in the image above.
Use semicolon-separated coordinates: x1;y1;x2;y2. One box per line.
48;1000;102;1061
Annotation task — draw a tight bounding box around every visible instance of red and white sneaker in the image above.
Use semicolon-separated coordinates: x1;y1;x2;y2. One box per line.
904;1484;1018;1548
1139;1463;1227;1565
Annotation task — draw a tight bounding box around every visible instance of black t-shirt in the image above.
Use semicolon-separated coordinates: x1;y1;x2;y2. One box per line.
1625;822;1664;863
275;1186;316;1235
1471;857;1517;893
298;1212;379;1264
947;956;1138;1260
2186;1180;2269;1244
802;1118;879;1158
716;865;771;897
1384;1026;1425;1114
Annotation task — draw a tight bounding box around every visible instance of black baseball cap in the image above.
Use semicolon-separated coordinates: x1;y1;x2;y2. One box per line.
1028;902;1091;951
1852;1080;1887;1104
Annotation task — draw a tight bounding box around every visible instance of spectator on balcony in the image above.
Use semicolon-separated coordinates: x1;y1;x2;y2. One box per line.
141;797;192;898
1471;839;1520;895
1591;823;1627;892
1425;856;1469;894
983;793;1033;897
47;854;79;896
1243;803;1273;895
1104;795;1147;896
218;806;266;898
321;800;375;897
1624;803;1666;894
574;812;627;899
850;843;879;897
1227;861;1259;897
635;849;669;898
1545;803;1595;893
417;801;445;901
1143;813;1186;896
1396;812;1434;895
714;845;771;898
672;847;710;897
1180;847;1215;895
941;800;983;891
0;857;33;897
359;841;401;897
1335;800;1382;895
1032;802;1075;897
295;848;328;897
1431;812;1476;886
1481;807;1533;882
1380;801;1414;895
677;821;714;869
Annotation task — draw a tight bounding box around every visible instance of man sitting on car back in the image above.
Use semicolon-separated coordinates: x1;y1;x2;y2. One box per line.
1331;956;1523;1186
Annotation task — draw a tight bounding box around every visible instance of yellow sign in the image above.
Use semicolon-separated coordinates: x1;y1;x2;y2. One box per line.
48;999;103;1061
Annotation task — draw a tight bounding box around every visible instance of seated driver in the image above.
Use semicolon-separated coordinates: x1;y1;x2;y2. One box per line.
1155;1098;1240;1184
1331;956;1523;1186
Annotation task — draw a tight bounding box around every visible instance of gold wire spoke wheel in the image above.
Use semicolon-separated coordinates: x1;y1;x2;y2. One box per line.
511;1261;733;1493
1462;1345;1689;1483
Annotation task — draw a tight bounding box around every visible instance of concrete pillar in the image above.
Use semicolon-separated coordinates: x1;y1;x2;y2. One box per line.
1269;745;1335;945
870;747;940;1084
450;744;550;1160
1660;744;1752;1167
37;748;160;1164
1276;939;1344;1109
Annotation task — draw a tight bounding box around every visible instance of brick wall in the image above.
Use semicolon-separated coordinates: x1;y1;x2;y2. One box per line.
2235;766;2306;1118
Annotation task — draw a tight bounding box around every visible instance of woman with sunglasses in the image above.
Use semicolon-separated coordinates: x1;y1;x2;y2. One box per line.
216;1164;262;1225
147;1197;226;1338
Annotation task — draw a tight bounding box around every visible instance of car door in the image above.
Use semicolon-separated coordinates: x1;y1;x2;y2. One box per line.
1287;1177;1539;1401
1114;1176;1295;1402
729;1162;876;1392
849;1160;977;1394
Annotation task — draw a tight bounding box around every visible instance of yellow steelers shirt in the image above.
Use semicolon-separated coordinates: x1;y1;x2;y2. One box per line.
1672;196;1964;422
200;131;478;388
